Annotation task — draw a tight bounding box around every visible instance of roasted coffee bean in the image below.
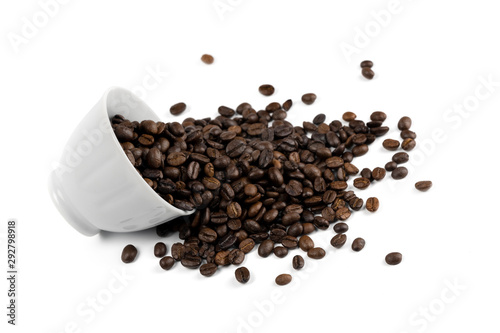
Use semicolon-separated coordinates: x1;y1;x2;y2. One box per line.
154;242;167;258
370;111;387;122
275;274;292;286
281;235;298;249
302;223;315;235
344;163;359;175
392;167;408;180
171;243;185;261
372;167;386;181
401;129;416;139
159;256;175;270
200;263;218;277
283;99;293;111
274;246;288;258
313;216;330;230
322;207;336;222
385;161;397;171
353;177;371;189
218;105;235;117
342;111;357;121
227;202;242;219
352;238;365;252
239;238;256;254
370;126;389;137
287;222;304;237
229;249;245;265
398;116;412;130
352;144;368;157
392;152;409;164
333;222;349;233
385;252;403;265
181;255;202;268
292;255;305;270
362;67;374;79
302;93;317;105
360;60;373;68
307;247;326;259
235;267;250;283
121;244;138;263
383;139;400;151
138;134;154;146
198;227;218;243
366;197;379;212
298;235;314;251
323;190;337;204
167;152;187;166
360;168;372;180
349;197;363;211
114;125;135;142
170;102;187;115
330;234;347;249
214;250;231;266
201;54;214;64
259;84;275;96
258;239;274;257
415;180;432;191
313;113;326;124
401;138;416;151
335;207;351;221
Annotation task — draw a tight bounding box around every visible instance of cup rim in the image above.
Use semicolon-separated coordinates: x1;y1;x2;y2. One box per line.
103;87;194;218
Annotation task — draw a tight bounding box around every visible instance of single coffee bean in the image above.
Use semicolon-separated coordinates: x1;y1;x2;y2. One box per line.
352;144;368;157
227;202;242;219
274;246;288;258
281;235;298;249
343;112;357;122
198;227;218;243
170;102;187;115
353;177;371;189
201;54;214;64
302;93;317;105
385;252;403;265
218;105;235;117
239;238;256;254
415;180;432;191
298;235;315;252
333;222;349;233
383;139;400;151
181;254;202;268
259;84;275;96
229;249;245;265
307;247;326;259
370;111;387;122
154;242;167;258
121;244;138;263
366;197;379;212
401;138;416;151
159;256;175;270
401;129;417;139
258;239;274;257
360;60;373;68
330;234;347;249
398;116;412;130
392;152;409;164
352;238;365;252
275;274;292;286
362;67;374;79
214;250;231;266
385;161;397;171
313;113;326;125
292;255;305;270
372;167;386;181
283;99;293;111
167;152;187;166
200;263;218;277
392;167;408;180
235;267;250;284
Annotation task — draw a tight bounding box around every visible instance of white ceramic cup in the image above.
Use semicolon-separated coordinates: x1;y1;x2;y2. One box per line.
48;87;193;236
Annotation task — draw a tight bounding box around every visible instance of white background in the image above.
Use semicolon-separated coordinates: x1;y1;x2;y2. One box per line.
1;1;500;332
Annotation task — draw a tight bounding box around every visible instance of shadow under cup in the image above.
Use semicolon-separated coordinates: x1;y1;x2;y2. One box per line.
48;87;193;236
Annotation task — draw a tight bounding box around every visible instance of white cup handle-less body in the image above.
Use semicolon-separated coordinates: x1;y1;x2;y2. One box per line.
48;87;193;236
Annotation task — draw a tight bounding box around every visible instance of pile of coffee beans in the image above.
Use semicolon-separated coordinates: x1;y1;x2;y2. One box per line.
113;85;429;284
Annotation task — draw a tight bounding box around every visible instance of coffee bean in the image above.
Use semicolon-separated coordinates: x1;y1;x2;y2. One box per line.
239;238;256;253
159;256;175;270
302;93;317;105
171;243;185;261
335;206;351;221
170;102;187;115
229;249;245;265
401;138;416;151
292;255;305;270
281;235;298;249
392;167;408;180
333;222;348;233
218;106;235;117
343;111;357;121
330;234;347;248
360;60;373;68
198;227;218;243
401;130;417;139
362;67;374;79
121;244;138;263
415;180;432;191
275;274;292;286
274;246;288;258
385;252;402;265
313;113;326;125
167;152;187;166
385;161;397;171
352;144;368;157
366;197;379;212
201;54;214;64
307;247;326;259
282;99;293;111
235;267;250;283
372;167;386;181
383;139;400;151
258;239;274;257
154;242;167;258
370;111;387;122
352;238;365;252
392;152;409;164
215;250;231;266
398;116;412;130
181;255;202;268
227;202;242;219
353;177;371;189
259;84;275;96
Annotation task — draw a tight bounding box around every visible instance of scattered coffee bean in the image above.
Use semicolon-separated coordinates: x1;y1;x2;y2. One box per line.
401;138;416;151
372;167;386;181
159;256;175;270
362;67;374;80
121;244;138;263
352;238;365;252
154;242;167;258
385;161;398;171
200;263;218;276
258;239;274;258
302;93;317;105
366;197;379;212
275;274;292;286
307;247;326;259
298;235;315;252
259;84;275;96
392;152;409;164
201;54;214;64
383;139;400;151
330;234;347;249
392;167;408;180
292;255;305;270
333;222;348;233
397;116;412;130
235;267;250;284
343;111;357;121
274;246;289;258
415;181;432;191
360;60;373;68
385;252;403;265
170;102;187;115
